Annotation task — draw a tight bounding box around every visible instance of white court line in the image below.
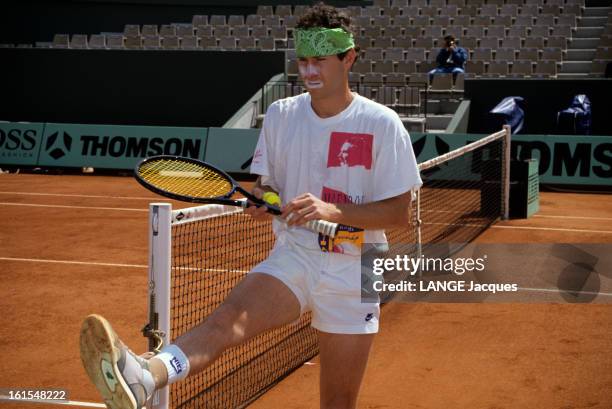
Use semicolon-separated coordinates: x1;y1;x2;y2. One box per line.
0;191;155;201
0;397;105;408
0;257;249;274
518;287;612;297
0;202;146;212
533;214;612;221
0;257;147;269
424;221;612;235
491;224;612;234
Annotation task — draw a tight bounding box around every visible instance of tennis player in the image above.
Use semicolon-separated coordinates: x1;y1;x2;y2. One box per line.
80;3;422;408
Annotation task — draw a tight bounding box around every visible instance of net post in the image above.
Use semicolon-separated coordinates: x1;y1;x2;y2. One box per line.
147;203;172;409
502;125;511;220
415;188;423;278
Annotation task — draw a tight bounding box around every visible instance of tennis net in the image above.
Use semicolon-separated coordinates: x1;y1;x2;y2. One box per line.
146;127;510;409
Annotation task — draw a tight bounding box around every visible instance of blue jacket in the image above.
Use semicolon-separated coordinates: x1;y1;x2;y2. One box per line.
435;47;468;69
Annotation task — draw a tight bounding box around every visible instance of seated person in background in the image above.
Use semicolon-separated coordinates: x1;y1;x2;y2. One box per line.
428;35;468;82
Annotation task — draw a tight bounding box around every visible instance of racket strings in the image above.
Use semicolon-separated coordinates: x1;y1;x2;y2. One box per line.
139;159;233;198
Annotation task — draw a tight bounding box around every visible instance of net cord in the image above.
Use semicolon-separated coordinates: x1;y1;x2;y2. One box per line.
502;125;511;220
417;129;507;172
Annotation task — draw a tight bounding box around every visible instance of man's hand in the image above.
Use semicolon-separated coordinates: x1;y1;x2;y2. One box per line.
243;186;274;222
281;193;341;227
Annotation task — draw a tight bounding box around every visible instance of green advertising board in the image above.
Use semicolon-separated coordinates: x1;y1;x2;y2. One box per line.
0;122;45;166
204;127;260;173
37;123;208;169
411;133;612;186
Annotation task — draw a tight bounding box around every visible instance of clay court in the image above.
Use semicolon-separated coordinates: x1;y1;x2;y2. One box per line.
0;173;611;409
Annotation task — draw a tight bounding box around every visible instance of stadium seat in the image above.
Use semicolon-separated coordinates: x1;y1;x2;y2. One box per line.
258;37;275;50
142;35;160;49
52;34;69;48
162;36;179;49
518;48;539;61
124;35;141;49
480;5;498;16
479;38;498;49
500;5;518;16
524;37;545;49
473;16;492;26
385;73;408;85
541;47;563;61
394;37;412;49
256;5;273;16
487;61;509;75
460;37;478;49
228;15;244;26
374;36;393;48
472;48;493;61
529;26;550;38
385;48;405;61
160;25;177;37
293;5;309;16
414;37;434;49
348;72;362;84
213;26;230;37
270;26;287;40
556;15;577;27
445;27;462;38
431;73;453;91
363;6;382;17
180;36;199;50
238;37;255;50
412;16;430;26
520;5;539;18
353;60;372;74
447;0;466;7
590;60;609;76
89;34;106;49
70;34;88;49
495;48;516;61
465;60;485;75
384;26;402;38
392;15;411;28
501;37;522;49
454;73;464;91
275;5;293;17
263;16;281;26
551;26;572;37
403;27;422;38
396;60;417;74
282;15;297;28
440;5;459;16
514;16;534;27
453;16;471;27
251;26;268;38
512;61;533;76
199;36;217;49
507;26;527;38
106;34;124;49
123;25;140;36
365;48;384;60
192;15;207;26
209;15;226;26
405;48;426;62
246;15;263;26
217;36;235;49
535;14;555;27
465;26;484;38
373;60;394;74
461;6;478;16
534;60;557;77
486;26;505;38
421;6;438;17
232;26;249;37
363;26;382;37
196;26;212;37
176;25;194;37
423;26;443;38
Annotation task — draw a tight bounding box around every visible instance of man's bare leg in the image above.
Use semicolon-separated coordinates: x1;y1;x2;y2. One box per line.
149;272;302;387
318;331;375;409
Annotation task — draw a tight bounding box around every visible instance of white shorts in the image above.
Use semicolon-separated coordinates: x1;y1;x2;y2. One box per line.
250;239;380;334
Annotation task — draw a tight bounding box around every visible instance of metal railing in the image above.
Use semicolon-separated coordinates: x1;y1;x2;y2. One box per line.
258;80;428;121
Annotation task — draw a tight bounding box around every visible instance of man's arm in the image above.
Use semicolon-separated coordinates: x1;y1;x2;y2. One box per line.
281;190;414;230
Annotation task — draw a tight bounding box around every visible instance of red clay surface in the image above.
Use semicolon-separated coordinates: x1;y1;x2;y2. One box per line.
0;174;611;409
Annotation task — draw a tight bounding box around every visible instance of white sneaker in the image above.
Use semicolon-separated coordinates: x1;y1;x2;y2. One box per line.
80;314;155;409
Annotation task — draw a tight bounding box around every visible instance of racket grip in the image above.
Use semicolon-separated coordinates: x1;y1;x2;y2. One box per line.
305;219;339;238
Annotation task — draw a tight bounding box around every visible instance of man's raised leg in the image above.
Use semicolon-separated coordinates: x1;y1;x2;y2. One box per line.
318;331;375;409
80;272;301;409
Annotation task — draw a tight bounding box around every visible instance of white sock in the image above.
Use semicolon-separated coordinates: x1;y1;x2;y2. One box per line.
155;344;190;384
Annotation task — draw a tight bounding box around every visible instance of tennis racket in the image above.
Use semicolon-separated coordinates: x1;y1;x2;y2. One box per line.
135;155;340;237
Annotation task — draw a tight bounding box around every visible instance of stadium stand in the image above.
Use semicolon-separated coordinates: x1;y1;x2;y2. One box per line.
3;0;611;134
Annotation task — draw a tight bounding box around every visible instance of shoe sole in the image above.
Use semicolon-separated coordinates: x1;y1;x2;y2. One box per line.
80;314;138;409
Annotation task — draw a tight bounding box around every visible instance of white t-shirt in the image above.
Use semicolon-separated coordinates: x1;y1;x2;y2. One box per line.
250;92;422;253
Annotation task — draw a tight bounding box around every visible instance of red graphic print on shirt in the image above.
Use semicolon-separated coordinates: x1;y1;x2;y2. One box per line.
327;132;373;169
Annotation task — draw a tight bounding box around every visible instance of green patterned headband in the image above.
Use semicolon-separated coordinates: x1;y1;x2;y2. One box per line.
294;27;355;58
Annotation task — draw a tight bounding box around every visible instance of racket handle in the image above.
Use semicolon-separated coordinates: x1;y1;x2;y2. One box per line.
305;219;339;238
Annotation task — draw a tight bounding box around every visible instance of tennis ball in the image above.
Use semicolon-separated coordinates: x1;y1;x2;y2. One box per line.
262;191;281;206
